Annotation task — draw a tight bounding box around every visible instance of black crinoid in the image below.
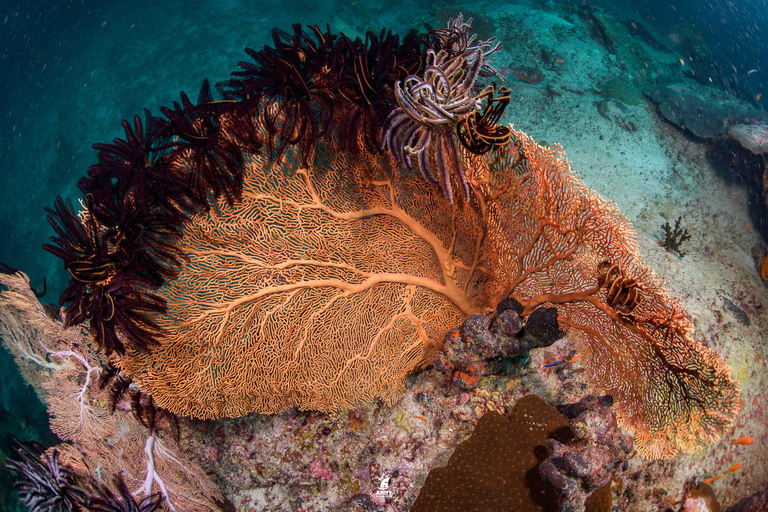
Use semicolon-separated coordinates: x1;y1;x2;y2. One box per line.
381;13;503;203
217;24;338;164
99;362;179;437
80;110;193;284
160;79;258;211
44;197;167;356
456;84;512;155
42;21;436;360
5;440;89;511
88;474;163;512
333;29;428;154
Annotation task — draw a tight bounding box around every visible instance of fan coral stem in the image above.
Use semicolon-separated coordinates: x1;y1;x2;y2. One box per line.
142;433;177;512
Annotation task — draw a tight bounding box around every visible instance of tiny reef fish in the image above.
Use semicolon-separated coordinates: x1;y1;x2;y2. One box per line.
543;353;581;368
702;463;744;485
731;436;754;445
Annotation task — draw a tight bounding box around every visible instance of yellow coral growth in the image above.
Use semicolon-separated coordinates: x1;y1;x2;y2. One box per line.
473;129;740;459
119;135;487;418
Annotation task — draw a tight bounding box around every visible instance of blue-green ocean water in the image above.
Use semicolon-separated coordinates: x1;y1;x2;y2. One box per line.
1;0;767;509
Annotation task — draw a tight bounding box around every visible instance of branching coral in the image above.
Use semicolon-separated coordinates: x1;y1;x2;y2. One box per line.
659;216;691;258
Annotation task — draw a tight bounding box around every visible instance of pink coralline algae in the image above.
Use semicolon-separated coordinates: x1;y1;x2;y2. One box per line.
309;458;339;483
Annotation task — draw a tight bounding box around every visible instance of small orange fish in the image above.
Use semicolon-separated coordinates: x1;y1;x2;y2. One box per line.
725;463;743;474
410;415;427;423
731;436;754;446
757;93;763;101
702;475;721;485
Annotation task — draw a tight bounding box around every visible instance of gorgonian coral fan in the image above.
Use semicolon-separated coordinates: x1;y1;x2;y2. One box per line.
119;130;485;417
42;15;739;459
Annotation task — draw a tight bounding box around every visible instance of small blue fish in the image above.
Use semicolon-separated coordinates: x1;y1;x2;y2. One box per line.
543;353;581;368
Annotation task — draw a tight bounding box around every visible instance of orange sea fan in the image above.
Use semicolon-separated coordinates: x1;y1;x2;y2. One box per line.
473;128;740;459
119;131;488;418
114;121;739;459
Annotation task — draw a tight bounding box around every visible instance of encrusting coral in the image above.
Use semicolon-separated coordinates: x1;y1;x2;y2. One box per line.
28;14;740;463
411;394;569;511
539;395;634;511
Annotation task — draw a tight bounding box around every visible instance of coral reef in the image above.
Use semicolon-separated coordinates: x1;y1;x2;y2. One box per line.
4;3;768;510
411;394;569;511
30;14;738;458
0;13;747;512
433;298;564;389
539;395;634;512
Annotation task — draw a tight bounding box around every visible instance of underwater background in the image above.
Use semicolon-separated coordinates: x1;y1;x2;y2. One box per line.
1;0;768;510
